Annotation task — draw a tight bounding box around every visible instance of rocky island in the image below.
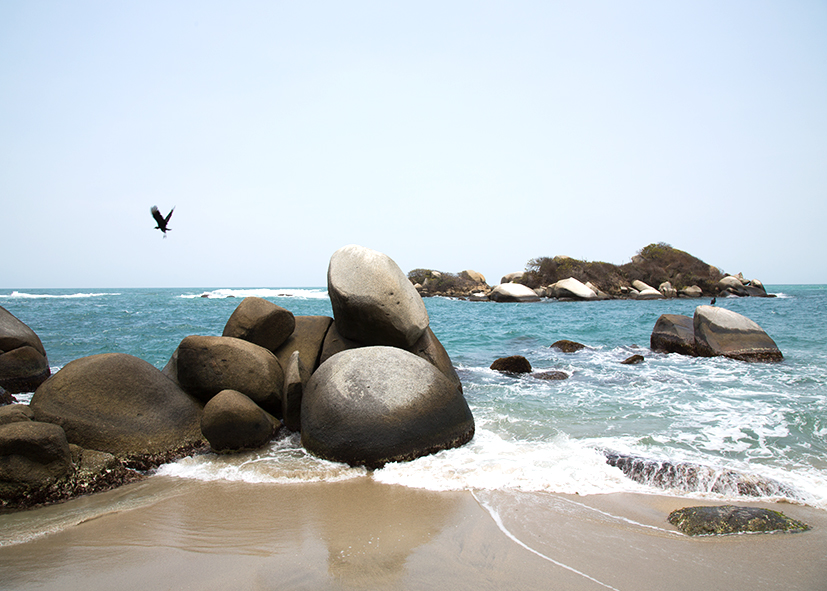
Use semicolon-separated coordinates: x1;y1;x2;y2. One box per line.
410;243;773;301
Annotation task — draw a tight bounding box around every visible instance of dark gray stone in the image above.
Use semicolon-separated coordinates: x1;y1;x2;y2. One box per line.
490;356;532;374
175;335;284;414
550;340;586;353
201;389;279;453
222;297;296;352
282;351;305;432
301;347;474;469
0;421;73;497
693;305;783;362
650;314;696;356
30;353;203;459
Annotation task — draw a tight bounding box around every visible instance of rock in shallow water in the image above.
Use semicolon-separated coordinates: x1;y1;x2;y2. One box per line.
301;347;474;469
668;505;809;536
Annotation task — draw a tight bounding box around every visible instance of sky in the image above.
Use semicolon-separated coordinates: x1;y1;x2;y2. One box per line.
2;1;826;288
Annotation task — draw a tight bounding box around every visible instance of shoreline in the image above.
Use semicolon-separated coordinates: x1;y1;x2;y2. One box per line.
1;476;825;591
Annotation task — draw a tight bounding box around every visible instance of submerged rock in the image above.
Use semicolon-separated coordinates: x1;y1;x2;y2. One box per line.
532;370;569;380
668;505;809;536
620;354;645;365
490;355;532;374
301;347;474;469
550;340;586;353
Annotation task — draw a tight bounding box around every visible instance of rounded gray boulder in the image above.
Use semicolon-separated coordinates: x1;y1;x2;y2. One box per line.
0;421;73;497
30;353;203;459
301;347;475;469
650;314;696;356
327;245;429;348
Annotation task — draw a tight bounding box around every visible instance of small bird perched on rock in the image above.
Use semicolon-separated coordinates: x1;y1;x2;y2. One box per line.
710;297;717;306
151;206;174;236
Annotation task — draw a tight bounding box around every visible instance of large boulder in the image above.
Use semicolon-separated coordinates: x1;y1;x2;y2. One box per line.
200;389;279;453
301;347;475;469
0;421;73;497
488;283;541;303
30;353;204;459
0;306;50;394
548;277;598;300
650;314;696;356
281;351;305;432
693;306;783;362
272;315;333;385
718;275;748;296
679;285;703;298
175;335;284;414
0;404;35;426
222;297;296;352
500;272;524;284
407;327;463;393
658;281;678;298
328;245;429;348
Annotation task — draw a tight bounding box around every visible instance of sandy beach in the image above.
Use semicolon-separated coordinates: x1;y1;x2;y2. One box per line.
1;476;824;591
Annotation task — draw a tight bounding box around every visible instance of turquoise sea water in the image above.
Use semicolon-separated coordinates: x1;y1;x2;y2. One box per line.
2;285;826;508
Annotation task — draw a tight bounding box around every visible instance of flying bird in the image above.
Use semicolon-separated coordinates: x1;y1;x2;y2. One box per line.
151;206;174;236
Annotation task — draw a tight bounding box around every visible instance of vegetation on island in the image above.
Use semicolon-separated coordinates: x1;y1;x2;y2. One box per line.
522;243;725;296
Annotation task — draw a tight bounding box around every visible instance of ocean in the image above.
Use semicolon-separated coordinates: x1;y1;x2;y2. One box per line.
2;285;826;510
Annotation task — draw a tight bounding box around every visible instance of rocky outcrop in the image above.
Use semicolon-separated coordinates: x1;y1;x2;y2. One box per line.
679;285;703;298
658;281;677;298
668;505;808;536
301;347;474;469
693;305;782;362
717;274;771;297
501;272;524;284
200;389;279;453
0;306;51;394
621;354;645;365
488;283;541;303
174;335;285;414
650;314;696;356
222;297;296;352
329;245;429;348
490;356;532;374
272;315;333;386
30;353;204;460
650;307;782;362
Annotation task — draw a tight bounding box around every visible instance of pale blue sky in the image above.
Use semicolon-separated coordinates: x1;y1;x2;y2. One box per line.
2;1;825;288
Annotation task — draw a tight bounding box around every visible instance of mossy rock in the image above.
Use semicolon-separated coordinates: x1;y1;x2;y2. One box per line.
668;505;809;536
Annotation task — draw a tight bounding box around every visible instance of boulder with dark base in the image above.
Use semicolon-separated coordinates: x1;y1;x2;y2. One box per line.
175;335;285;414
201;389;279;453
548;277;598;301
488;283;541;303
328;245;430;349
620;354;644;365
650;314;696;356
0;306;50;394
281;351;305;432
222;297;296;352
0;421;73;498
301;347;474;469
30;353;204;460
693;305;783;362
490;355;532;374
668;505;809;536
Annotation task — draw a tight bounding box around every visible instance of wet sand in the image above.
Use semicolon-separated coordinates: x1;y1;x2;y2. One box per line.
1;476;825;591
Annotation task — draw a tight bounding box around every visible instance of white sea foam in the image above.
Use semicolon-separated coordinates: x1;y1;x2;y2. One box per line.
179;288;328;300
0;291;120;299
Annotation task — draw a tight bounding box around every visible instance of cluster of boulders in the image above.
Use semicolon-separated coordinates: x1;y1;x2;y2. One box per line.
0;245;474;511
651;305;783;362
0;306;51;396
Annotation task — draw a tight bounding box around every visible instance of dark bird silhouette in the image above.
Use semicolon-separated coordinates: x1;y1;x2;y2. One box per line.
710;297;717;306
151;206;174;236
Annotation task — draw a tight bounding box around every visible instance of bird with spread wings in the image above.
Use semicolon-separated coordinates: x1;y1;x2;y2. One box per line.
151;206;174;237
